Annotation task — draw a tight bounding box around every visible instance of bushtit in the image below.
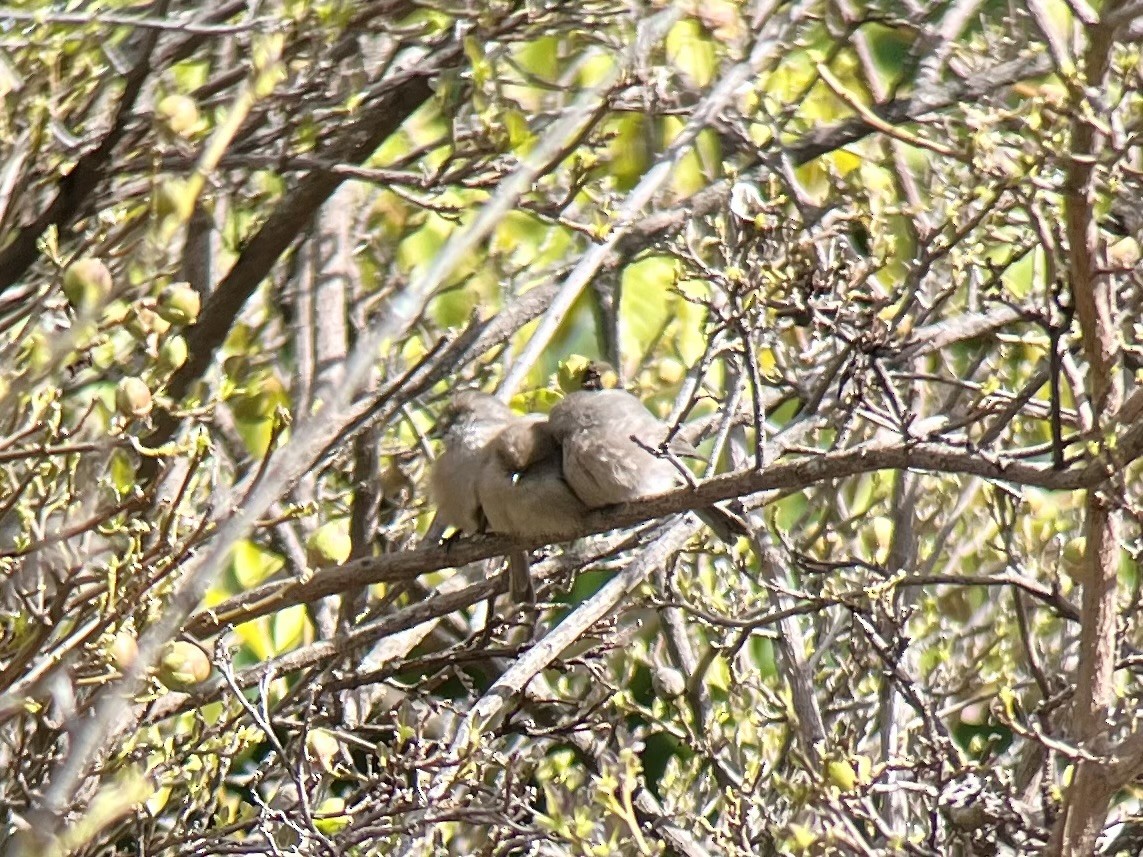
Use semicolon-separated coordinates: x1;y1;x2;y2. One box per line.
430;391;517;535
547;385;747;540
477;417;590;540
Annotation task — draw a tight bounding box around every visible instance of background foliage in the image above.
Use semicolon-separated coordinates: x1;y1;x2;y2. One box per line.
2;0;1143;854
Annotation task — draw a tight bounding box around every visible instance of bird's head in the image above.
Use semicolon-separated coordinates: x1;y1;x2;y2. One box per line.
433;390;514;445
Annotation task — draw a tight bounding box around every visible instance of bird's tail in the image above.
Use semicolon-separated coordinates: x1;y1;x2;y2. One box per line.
507;550;535;604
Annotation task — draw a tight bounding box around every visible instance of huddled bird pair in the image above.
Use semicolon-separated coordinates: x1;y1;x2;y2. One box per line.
431;372;746;601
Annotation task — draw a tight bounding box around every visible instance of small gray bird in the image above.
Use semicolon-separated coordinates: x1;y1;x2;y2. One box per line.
430;391;517;535
547;386;747;540
477;417;590;540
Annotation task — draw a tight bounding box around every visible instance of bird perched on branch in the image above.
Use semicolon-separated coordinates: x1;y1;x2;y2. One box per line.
547;362;748;541
477;416;590;541
431;391;517;536
431;390;588;602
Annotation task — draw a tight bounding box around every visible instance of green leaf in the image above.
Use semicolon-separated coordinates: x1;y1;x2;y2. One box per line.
272;604;308;653
228;539;284;590
108;447;136;495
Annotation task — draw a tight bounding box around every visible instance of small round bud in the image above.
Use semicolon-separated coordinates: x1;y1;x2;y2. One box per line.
155;94;199;136
63;258;113;312
156;282;201;326
157;335;188;371
157;641;212;690
109;631;138;671
115;376;153;419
